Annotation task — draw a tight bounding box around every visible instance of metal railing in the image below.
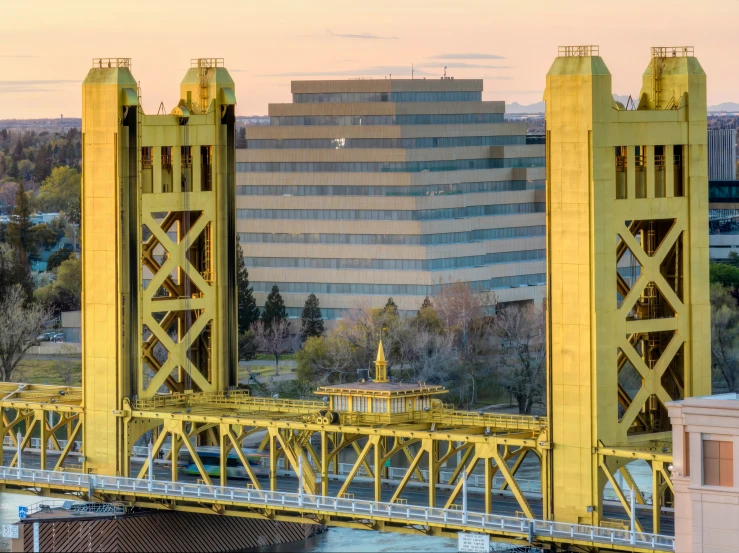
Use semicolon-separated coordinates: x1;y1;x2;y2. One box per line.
5;437;648;503
651;47;694;58
558;45;599;57
0;466;674;551
24;499;125;516
92;58;131;69
264;458;652;503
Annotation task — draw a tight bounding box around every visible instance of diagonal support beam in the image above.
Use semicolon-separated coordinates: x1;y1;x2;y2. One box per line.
336;436;377;499
600;457;645;533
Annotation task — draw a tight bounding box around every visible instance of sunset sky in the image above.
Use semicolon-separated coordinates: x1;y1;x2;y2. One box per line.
1;0;738;119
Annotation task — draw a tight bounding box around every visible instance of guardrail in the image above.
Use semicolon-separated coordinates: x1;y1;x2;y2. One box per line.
0;466;674;551
5;437;649;503
263;457;647;502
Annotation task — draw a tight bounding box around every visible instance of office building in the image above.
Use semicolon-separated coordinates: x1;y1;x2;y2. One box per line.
669;394;739;553
237;79;545;318
708;129;737;181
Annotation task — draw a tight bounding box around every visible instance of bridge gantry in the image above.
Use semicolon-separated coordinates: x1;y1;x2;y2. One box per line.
0;47;711;552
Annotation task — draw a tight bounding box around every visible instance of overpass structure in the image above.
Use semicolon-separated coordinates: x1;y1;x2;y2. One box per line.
0;47;710;552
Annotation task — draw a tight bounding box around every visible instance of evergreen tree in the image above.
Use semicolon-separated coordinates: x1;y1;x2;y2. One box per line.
4;184;33;298
236;237;260;333
419;296;433;311
262;285;287;330
300;293;324;341
382;297;399;317
33;144;52;182
7;182;33;256
7;159;19;180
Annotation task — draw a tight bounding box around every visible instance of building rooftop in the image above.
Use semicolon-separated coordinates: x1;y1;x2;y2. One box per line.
316;380;446;396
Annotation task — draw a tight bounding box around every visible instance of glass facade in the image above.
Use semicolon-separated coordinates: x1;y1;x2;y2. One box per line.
245;249;545;271
245;135;525;149
239;225;546;246
237;202;545;221
709;181;739;203
237;157;545;173
293;91;482;103
236;180;544;197
250;273;546;296
269;113;504;126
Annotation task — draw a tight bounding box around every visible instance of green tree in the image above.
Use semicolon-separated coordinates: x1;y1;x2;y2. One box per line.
35;256;81;317
17;160;34;181
33;144;52;182
710;263;739;289
415;296;444;334
262;285;287;329
725;251;739;268
6;159;18;180
236;237;260;333
300;293;325;341
296;335;354;384
35;167;81;223
6;182;35;291
46;248;73;272
238;329;258;362
382;297;399;317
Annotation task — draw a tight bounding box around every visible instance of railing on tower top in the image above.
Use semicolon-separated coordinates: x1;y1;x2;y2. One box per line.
92;58;131;69
191;58;224;68
558;45;599;57
651;47;694;58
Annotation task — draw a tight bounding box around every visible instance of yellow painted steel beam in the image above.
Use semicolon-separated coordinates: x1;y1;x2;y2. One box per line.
599;457;645;533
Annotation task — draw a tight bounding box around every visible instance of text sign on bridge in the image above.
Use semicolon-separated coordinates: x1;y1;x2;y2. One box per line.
458;532;490;553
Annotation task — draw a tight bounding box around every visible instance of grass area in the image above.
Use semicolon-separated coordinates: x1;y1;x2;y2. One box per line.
254;353;296;362
13;357;81;386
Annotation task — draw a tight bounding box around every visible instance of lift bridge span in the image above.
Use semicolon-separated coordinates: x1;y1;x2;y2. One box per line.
0;44;713;552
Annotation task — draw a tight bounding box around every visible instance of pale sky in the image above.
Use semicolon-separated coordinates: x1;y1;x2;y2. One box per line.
1;0;738;119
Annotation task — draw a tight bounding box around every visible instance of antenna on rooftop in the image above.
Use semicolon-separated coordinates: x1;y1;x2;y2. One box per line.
443;66;447;78
412;63;414;80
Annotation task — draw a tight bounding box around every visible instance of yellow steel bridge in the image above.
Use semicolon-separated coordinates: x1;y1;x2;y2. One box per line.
0;44;711;552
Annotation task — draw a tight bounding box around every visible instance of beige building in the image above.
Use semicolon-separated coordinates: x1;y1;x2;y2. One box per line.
237;79;545;318
668;394;739;553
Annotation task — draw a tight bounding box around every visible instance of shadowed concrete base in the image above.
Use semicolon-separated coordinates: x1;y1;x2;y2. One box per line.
11;509;325;552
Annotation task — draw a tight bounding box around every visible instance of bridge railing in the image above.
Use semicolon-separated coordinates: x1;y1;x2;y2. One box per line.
0;466;674;551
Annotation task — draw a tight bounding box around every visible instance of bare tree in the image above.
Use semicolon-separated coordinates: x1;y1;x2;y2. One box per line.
404;329;457;385
490;302;546;414
50;344;81;386
0;284;50;382
434;282;497;404
254;319;296;375
711;284;739;393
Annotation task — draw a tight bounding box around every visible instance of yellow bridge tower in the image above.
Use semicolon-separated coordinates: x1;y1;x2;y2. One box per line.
81;58;238;475
544;46;711;530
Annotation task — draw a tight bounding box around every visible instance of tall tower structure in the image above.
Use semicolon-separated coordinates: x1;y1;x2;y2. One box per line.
544;46;710;527
81;58;237;475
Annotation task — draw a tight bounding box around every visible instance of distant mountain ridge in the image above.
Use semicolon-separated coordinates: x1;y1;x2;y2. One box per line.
505;96;739;114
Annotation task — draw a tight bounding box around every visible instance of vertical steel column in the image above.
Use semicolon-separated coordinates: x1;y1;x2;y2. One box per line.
269;432;278;491
220;426;228;487
321;431;329;496
484;457;493;514
170;434;179;483
374;437;382;502
652;462;661;534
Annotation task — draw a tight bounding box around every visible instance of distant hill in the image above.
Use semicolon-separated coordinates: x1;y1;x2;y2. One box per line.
507;96;739;114
709;102;739;113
